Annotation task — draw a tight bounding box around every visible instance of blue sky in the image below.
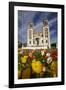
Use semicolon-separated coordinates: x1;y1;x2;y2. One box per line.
18;10;57;44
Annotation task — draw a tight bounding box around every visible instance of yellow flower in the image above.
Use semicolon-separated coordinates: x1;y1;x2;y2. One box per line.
21;55;28;63
24;56;28;59
50;61;57;77
31;60;43;74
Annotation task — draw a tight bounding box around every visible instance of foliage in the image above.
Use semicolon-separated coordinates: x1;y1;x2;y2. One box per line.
18;48;57;79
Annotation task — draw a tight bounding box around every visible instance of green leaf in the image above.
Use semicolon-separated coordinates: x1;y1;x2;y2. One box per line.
18;63;21;71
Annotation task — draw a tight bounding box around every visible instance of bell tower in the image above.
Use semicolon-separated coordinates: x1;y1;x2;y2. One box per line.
43;20;51;49
27;22;33;47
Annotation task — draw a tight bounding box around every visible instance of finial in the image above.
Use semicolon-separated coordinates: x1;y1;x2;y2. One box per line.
28;21;33;29
43;19;48;26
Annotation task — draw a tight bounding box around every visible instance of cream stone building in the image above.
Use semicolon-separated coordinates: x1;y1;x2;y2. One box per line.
27;20;51;49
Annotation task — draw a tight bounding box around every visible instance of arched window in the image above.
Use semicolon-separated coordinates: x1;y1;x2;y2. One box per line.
46;40;48;43
29;41;31;44
42;40;43;43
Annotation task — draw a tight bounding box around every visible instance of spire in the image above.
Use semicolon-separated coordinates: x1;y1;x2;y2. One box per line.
43;19;48;26
28;22;33;29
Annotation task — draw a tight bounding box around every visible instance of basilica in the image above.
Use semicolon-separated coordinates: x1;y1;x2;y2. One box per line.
27;20;51;49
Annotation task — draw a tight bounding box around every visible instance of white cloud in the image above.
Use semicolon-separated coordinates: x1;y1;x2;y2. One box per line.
49;18;57;27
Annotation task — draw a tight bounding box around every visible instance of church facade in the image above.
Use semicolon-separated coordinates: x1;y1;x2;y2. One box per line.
27;20;51;49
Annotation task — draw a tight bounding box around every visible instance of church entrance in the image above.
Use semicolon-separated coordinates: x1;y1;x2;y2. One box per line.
36;38;39;46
